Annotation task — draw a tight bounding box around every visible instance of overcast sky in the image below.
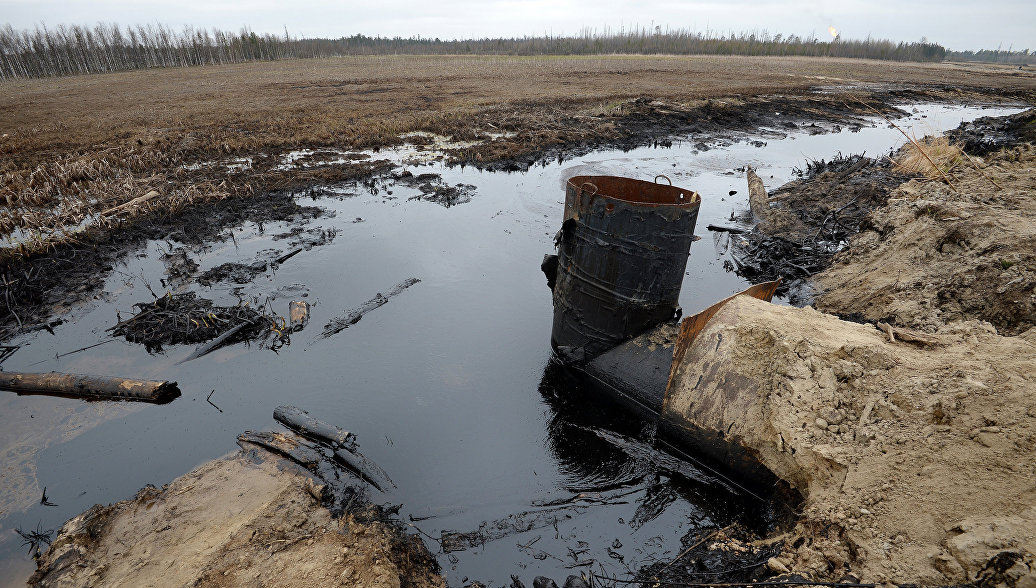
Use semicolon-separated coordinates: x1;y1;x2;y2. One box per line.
2;0;1032;52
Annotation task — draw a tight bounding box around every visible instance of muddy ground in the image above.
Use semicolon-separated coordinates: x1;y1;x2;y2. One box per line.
29;444;443;588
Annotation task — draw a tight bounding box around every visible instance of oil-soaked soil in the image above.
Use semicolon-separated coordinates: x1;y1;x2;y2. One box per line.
0;100;1026;587
0;189;327;342
947;107;1036;154
727;155;918;304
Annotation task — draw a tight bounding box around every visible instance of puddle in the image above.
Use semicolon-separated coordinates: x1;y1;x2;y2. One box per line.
0;102;1024;587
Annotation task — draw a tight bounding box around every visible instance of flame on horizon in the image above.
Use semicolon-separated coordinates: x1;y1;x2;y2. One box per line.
828;26;839;39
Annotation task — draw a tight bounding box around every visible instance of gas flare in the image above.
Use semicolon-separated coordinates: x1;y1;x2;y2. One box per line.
828;26;839;39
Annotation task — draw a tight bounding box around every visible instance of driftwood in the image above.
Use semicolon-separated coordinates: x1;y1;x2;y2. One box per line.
238;430;324;470
746;167;770;222
275;247;303;265
876;322;944;346
100;190;161;217
318;278;421;339
274;405;353;448
0;371;179;402
332;448;392;493
272;405;394;492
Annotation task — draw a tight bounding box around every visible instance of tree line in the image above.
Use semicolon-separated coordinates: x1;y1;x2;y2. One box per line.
946;48;1035;64
0;22;951;81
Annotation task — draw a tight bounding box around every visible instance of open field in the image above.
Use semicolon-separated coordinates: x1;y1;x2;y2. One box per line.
4;55;1036;156
1;55;1033;261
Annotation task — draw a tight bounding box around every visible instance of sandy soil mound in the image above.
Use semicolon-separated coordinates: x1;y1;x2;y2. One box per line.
28;448;443;588
663;295;1036;584
816;143;1036;336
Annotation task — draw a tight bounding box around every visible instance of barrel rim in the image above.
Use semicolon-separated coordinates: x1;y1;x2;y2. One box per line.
567;175;701;208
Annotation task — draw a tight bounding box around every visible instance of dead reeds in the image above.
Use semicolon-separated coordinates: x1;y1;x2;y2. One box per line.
891;134;1004;193
891;135;965;178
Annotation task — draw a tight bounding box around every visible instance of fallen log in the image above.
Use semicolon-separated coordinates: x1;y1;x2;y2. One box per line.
0;371;180;403
99;190;161;217
274;405;353;449
275;247;303;265
746;166;770;222
270;405;394;491
875;322;945;346
332;448;392;493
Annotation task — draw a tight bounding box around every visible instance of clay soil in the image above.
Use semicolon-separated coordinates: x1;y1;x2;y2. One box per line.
667;294;1036;585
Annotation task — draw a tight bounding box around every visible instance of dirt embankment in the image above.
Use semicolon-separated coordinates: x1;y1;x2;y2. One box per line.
666;295;1036;584
661;115;1036;584
817;141;1036;336
29;447;443;588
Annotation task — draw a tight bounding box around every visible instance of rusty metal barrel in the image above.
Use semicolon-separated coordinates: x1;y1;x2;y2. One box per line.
550;175;701;361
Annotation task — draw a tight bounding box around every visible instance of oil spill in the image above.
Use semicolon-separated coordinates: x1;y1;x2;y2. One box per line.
0;102;1024;587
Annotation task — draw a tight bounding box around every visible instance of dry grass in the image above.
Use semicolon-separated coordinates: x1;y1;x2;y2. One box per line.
892;136;966;178
1;54;1034;261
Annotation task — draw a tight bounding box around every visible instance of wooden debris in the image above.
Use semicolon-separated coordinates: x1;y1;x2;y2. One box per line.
705;224;747;234
275;247;303;265
272;405;394;492
176;316;263;364
876;322;944;346
0;371;179;402
318;278;420;339
100;190;161;217
274;405;353;448
746;167;770;222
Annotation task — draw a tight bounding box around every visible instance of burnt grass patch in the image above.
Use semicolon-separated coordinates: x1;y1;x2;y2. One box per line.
0;189;322;342
946;107;1036;155
457;90;939;173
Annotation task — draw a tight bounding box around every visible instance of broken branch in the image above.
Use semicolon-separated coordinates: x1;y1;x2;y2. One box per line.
0;371;180;403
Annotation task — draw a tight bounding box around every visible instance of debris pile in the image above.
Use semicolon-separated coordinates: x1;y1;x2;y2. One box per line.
395;171;476;207
108;292;272;353
946;108;1036;155
727;156;913;303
